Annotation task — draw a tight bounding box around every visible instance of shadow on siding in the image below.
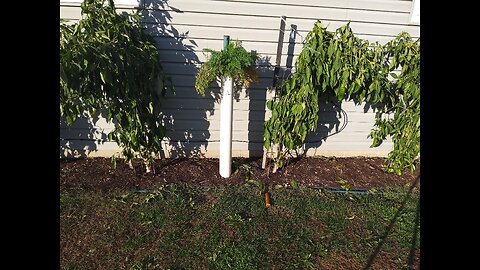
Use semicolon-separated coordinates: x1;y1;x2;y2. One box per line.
141;0;210;158
60;112;107;158
304;100;344;153
245;21;298;158
246;56;274;157
144;0;280;158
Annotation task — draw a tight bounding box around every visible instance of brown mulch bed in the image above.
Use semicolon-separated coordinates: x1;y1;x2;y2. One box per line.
60;156;420;193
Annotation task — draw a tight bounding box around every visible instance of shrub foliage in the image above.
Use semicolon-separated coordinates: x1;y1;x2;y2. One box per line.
264;21;420;174
60;0;173;169
195;40;259;96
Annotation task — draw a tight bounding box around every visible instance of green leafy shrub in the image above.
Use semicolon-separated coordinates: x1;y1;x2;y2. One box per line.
264;21;420;174
60;0;174;170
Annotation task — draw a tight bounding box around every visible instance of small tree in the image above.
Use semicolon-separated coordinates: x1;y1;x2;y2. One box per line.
264;21;420;174
60;0;174;172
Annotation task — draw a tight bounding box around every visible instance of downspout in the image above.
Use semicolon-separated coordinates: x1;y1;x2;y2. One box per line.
219;35;234;178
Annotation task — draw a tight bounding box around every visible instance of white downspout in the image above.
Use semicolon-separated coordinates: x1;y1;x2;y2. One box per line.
219;35;233;178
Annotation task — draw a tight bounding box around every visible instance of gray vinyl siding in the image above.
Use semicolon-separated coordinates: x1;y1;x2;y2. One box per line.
60;0;420;158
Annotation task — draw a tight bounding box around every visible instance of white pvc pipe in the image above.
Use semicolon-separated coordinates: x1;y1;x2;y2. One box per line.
219;76;233;178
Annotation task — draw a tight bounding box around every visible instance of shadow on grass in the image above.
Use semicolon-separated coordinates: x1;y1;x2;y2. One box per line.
407;192;420;268
363;174;420;270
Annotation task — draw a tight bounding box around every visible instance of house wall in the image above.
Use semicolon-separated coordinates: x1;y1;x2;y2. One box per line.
60;0;420;159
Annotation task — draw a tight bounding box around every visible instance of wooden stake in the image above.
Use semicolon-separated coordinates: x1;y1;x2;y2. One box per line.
262;16;286;170
265;192;271;208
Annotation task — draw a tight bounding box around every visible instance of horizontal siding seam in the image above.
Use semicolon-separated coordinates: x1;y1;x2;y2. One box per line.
206;0;411;14
60;3;140;8
150;23;418;39
140;3;410;15
151;33;418;43
139;9;413;27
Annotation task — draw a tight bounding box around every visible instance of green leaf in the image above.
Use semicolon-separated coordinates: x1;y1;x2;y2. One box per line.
267;100;274;110
327;42;334;57
148;102;154;114
292;103;303;117
290;179;298;189
336;85;345;101
100;71;108;84
348;82;356;94
65;114;74;126
107;132;114;141
264;131;271;148
111;155;117;169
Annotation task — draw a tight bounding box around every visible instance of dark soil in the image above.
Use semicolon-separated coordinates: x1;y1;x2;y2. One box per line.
60;156;420;193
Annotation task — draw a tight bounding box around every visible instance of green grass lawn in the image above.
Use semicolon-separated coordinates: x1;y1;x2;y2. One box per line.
60;183;420;269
